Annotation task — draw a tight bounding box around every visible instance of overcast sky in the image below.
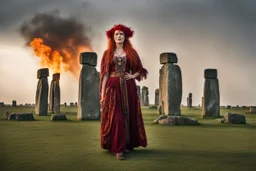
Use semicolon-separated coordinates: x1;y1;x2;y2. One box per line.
0;0;255;106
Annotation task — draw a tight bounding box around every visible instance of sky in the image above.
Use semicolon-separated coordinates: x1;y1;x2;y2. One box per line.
0;0;255;106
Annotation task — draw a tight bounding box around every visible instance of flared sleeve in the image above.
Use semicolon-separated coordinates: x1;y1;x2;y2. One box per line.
133;55;148;81
99;50;109;101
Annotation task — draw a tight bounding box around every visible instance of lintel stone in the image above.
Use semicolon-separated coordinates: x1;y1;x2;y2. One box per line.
80;52;97;66
37;68;49;79
160;53;178;64
204;69;217;79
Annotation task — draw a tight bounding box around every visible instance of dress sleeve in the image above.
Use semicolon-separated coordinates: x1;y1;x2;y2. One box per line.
134;55;148;81
99;50;108;101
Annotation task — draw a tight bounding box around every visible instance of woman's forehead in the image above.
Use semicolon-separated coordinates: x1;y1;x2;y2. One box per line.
114;30;124;34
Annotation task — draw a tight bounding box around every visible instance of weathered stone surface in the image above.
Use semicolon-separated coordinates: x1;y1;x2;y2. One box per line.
53;73;60;81
12;100;17;107
136;86;141;103
37;68;49;79
158;105;162;115
8;113;18;120
159;63;182;116
202;78;220;118
158;116;199;125
80;52;97;66
149;106;157;109
4;111;10;120
187;93;192;108
16;113;34;121
35;71;49;116
204;69;217;79
0;102;4;107
77;64;100;120
153;115;167;124
51;114;67;121
249;106;256;113
160;53;178;64
49;80;54;111
224;112;246;124
142;86;149;106
49;73;60;113
53;81;60;113
8;113;34;121
155;89;159;105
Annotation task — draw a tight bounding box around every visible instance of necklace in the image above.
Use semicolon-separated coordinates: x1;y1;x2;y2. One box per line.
115;49;124;57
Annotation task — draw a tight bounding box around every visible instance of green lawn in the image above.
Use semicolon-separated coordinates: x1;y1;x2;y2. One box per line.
0;106;255;171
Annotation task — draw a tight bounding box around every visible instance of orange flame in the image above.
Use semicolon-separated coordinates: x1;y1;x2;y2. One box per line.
30;38;69;73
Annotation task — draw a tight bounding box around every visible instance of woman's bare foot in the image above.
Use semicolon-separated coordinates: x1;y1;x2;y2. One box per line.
116;152;125;160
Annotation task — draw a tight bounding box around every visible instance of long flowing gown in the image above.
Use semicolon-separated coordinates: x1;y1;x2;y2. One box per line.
100;53;148;153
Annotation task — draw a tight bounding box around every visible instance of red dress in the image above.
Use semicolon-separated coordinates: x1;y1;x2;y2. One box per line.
100;54;148;153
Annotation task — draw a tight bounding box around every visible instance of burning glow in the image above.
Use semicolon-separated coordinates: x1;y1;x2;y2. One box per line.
30;38;69;73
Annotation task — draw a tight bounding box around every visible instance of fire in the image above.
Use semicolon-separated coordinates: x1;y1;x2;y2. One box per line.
30;38;69;73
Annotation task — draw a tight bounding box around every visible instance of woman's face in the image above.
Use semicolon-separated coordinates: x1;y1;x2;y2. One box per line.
114;30;125;44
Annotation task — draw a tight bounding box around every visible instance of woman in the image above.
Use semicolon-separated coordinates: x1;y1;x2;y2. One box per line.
100;24;148;160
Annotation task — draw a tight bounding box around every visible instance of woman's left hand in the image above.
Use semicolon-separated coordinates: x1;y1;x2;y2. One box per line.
124;72;135;80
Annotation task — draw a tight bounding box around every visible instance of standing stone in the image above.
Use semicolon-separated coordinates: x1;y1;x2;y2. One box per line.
70;103;74;107
35;68;49;116
155;89;159;106
226;105;231;109
202;69;220;118
187;93;192;108
136;86;141;103
0;102;4;107
49;73;61;114
75;102;78;107
158;53;182;116
249;106;256;113
12;100;17;107
142;86;149;106
64;102;67;107
77;52;100;120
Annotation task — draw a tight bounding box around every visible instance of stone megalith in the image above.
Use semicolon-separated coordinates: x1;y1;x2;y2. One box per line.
49;73;61;114
155;89;159;106
187;93;192;108
136;86;141;103
142;86;149;106
0;102;4;107
77;52;100;120
202;69;220;118
35;68;49;116
158;53;182;116
249;106;256;113
12;100;17;107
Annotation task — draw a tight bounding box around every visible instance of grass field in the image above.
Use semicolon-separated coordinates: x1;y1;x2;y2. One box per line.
0;106;255;171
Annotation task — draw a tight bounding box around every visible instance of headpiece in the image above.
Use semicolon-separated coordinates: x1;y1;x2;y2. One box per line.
106;24;134;39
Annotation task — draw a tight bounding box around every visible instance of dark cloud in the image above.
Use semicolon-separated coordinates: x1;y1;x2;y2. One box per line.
19;10;92;76
1;0;256;105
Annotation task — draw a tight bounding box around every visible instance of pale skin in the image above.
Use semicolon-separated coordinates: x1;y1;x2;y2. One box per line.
100;30;140;103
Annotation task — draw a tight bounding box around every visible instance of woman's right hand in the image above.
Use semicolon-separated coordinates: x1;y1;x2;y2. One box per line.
100;94;104;107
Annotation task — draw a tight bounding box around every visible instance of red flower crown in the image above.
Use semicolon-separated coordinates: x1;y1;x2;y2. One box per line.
106;24;134;39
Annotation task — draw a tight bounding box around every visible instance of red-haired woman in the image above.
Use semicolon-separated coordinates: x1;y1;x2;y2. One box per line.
100;24;148;160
